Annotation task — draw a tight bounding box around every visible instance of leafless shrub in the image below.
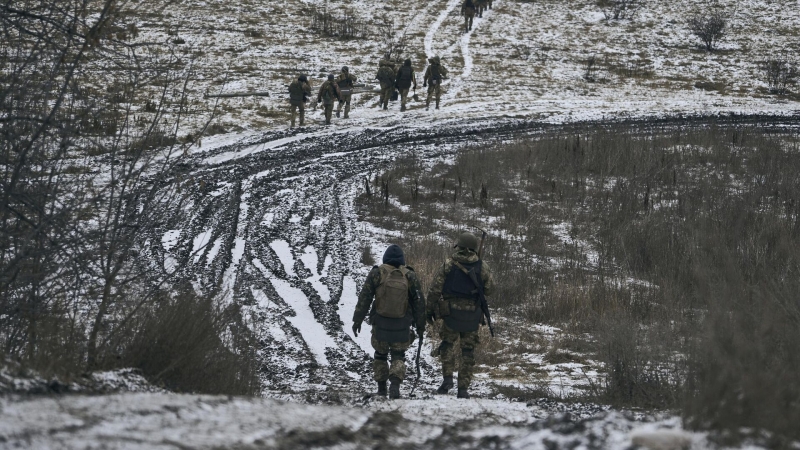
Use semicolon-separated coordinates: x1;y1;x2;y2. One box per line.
361;242;375;266
309;5;370;40
762;56;798;95
598;0;643;21
688;11;727;51
376;15;412;62
584;55;600;81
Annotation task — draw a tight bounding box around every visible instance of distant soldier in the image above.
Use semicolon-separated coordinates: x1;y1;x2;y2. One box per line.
288;74;311;128
461;0;476;33
423;56;448;110
353;245;426;399
487;0;493;10
317;73;342;125
375;59;396;110
336;66;358;119
394;59;417;112
426;232;494;399
475;0;487;18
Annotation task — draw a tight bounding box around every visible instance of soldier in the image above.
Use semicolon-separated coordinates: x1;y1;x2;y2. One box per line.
461;0;476;33
288;74;311;128
394;59;417;112
426;232;494;399
336;66;357;119
317;73;342;125
423;56;448;110
353;244;426;399
375;59;396;110
487;0;493;10
475;0;488;18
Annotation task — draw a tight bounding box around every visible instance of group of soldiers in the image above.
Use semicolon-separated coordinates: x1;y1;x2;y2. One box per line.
352;231;493;400
287;56;449;127
461;0;493;33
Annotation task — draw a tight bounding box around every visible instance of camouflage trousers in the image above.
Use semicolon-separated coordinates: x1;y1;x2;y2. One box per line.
426;82;442;108
399;88;412;110
290;102;305;127
322;102;334;124
379;82;393;109
463;10;475;32
337;93;352;118
438;322;480;389
371;330;415;382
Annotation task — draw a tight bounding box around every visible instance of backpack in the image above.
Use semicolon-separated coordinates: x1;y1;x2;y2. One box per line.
375;264;409;318
289;81;305;101
322;82;335;102
397;66;412;82
378;66;394;84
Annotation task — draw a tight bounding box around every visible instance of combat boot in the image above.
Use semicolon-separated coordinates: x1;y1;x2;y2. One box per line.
389;376;401;399
376;380;387;397
457;387;470;399
436;375;454;394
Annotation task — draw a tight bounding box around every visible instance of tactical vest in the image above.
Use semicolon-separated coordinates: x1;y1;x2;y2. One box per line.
430;64;442;81
464;0;475;9
441;260;484;332
337;75;354;89
372;265;414;343
321;82;336;103
288;81;306;102
396;66;413;89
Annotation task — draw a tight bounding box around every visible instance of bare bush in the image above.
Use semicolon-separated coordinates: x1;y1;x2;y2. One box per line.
598;0;643;21
688;11;727;51
762;56;798;95
376;15;411;62
309;5;370;40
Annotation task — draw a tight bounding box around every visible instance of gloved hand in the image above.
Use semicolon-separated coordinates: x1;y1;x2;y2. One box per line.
423;82;427;87
426;312;436;325
352;322;361;337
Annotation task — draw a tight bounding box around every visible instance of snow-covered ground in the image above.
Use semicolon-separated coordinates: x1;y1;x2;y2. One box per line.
2;0;799;447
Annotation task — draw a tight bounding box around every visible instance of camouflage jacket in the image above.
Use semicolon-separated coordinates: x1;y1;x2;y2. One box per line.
288;80;311;104
353;265;426;330
336;73;357;89
317;80;342;105
426;249;494;316
423;62;448;84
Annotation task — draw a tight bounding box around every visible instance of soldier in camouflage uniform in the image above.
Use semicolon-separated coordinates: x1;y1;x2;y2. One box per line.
426;232;494;399
394;59;417;112
423;56;448;110
288;74;311;128
353;244;426;399
317;73;342;125
461;0;476;33
336;66;357;119
375;59;396;110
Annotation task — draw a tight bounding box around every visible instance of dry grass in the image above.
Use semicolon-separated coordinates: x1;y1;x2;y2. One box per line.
357;123;800;442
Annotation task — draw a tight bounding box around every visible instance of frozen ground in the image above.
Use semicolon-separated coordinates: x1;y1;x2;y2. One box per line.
3;0;799;447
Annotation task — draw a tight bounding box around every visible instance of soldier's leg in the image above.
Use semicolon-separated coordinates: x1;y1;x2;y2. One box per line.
336;100;343;118
388;340;411;381
290;104;297;128
426;85;434;108
457;330;481;391
298;103;305;127
371;335;390;388
325;104;333;124
344;94;351;118
399;89;408;111
435;84;442;109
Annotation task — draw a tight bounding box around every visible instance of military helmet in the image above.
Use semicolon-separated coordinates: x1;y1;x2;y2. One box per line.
454;232;479;251
342;66;349;73
328;73;334;80
298;74;308;82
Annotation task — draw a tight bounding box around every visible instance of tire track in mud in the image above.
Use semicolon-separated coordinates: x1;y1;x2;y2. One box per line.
147;114;799;397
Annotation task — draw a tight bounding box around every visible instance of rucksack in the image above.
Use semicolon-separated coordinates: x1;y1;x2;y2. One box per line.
378;66;394;83
398;66;412;82
322;82;335;101
375;264;409;318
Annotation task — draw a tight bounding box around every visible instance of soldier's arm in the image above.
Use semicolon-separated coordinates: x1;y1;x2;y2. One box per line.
406;269;426;331
425;261;448;316
353;267;381;325
481;260;495;297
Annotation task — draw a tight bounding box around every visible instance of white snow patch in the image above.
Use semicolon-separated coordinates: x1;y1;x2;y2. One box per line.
270;240;296;276
161;230;181;252
269;277;332;365
339;275;372;354
191;228;214;263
